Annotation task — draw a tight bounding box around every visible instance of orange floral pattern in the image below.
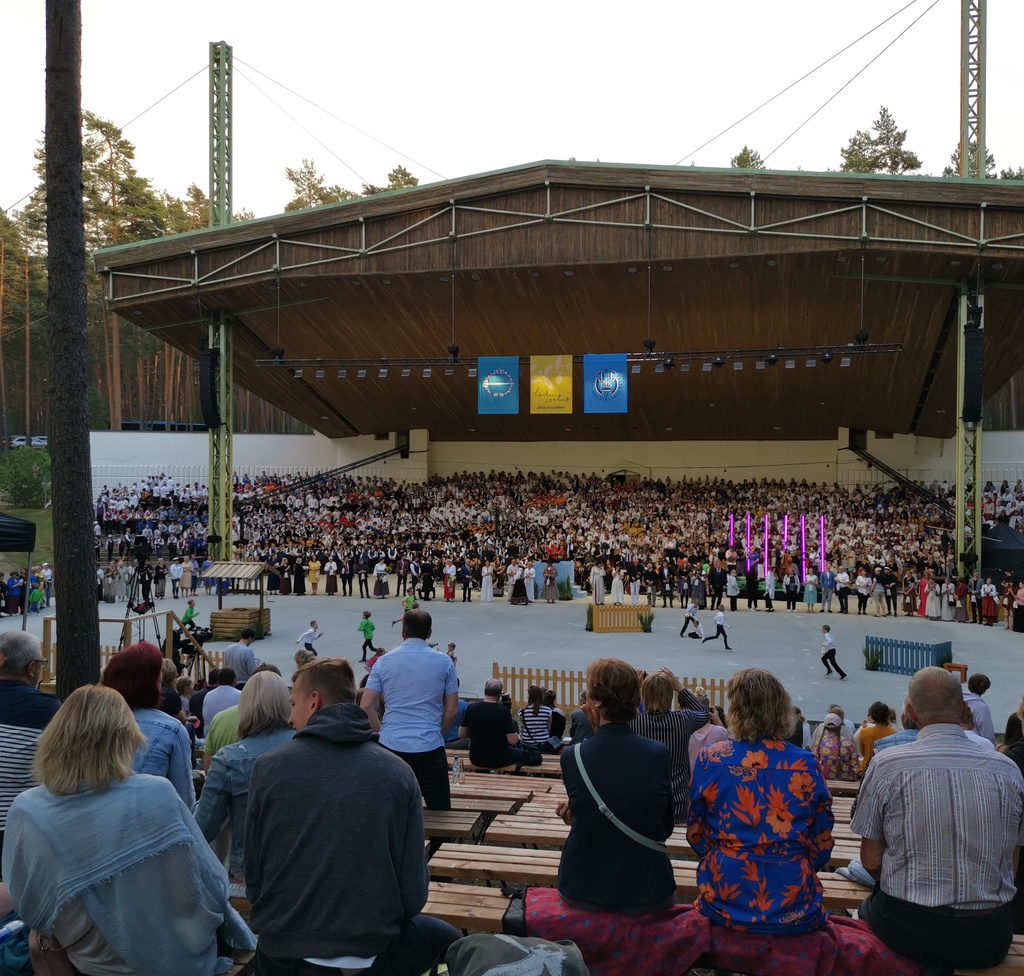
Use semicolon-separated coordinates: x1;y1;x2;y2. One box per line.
688;737;834;934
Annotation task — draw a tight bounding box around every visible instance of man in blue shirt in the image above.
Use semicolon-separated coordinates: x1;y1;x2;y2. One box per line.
819;566;836;613
362;609;458;809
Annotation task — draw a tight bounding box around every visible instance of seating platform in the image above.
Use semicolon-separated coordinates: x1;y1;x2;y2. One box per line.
422;810;484;842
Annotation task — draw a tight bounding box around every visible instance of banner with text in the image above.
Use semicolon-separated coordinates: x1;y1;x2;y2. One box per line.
530;355;573;414
583;353;628;413
477;357;519;414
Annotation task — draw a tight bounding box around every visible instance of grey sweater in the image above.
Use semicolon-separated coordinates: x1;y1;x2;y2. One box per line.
244;702;428;959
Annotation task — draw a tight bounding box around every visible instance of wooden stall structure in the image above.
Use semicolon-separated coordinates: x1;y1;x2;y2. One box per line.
591;604;654;633
203;561;271;639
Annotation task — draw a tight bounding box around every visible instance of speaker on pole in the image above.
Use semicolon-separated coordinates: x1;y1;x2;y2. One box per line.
962;324;984;423
199;350;222;428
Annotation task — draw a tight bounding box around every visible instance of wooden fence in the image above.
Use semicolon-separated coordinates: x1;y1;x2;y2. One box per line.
493;663;729;712
863;636;953;676
592;605;653;633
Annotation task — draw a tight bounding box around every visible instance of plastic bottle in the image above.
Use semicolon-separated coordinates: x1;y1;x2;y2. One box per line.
452;756;462;785
0;919;25;946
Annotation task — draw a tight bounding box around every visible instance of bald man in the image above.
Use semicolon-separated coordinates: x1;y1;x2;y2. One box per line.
851;666;1024;972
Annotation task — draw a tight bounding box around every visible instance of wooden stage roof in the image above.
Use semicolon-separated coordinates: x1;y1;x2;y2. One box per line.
94;161;1024;443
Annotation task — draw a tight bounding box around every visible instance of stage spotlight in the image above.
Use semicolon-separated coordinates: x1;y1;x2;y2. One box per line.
643;338;656;357
662;357;675;370
821;352;833;365
855;330;869;346
272;347;285;362
447;344;459;364
766;354;779;366
712;356;725;368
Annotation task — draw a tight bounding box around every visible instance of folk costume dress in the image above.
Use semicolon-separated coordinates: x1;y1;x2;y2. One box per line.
688;737;834;934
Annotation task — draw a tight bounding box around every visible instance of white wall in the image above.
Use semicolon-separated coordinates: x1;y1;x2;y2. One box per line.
88;428;1024;493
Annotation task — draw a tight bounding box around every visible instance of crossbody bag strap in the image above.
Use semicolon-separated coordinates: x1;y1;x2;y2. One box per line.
572;745;668;855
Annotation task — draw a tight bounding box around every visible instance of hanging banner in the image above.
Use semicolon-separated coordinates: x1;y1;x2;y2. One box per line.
477;356;519;414
583;353;628;413
530;355;573;414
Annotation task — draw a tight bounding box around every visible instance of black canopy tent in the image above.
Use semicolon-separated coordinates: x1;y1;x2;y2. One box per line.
981;522;1024;581
0;512;37;632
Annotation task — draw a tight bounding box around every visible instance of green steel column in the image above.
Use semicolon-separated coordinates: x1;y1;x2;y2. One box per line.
209;41;233;227
208;312;233;561
955;281;983;574
208;40;233;560
959;0;987;178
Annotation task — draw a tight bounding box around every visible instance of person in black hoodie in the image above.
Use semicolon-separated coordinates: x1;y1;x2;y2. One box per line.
244;658;458;976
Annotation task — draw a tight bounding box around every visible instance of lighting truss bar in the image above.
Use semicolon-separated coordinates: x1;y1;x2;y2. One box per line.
256;343;902;371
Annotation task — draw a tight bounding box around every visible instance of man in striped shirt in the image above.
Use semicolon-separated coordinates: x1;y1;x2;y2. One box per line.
852;666;1024;972
0;631;61;876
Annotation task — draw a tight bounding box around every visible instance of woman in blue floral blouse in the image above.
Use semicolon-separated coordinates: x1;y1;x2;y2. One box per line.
687;668;835;934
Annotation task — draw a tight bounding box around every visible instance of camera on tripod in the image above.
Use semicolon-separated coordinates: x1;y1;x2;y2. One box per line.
132;538;151;563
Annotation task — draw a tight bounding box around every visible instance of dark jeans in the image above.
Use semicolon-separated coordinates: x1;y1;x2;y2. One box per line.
386;744;451;810
856;592;869;614
255;914;459;976
837;587;850;613
821;648;847;678
860;885;1012;971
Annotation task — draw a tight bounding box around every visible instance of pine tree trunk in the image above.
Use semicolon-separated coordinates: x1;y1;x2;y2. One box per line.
24;250;31;436
46;0;100;695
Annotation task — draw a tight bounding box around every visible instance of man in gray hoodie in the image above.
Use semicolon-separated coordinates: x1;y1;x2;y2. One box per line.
245;657;458;976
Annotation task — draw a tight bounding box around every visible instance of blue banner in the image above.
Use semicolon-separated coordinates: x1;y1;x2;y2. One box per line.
583;354;628;413
478;357;519;414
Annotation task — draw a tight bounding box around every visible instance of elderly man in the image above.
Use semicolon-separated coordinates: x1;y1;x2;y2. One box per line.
0;631;60;874
852;666;1024;972
362;609;458;810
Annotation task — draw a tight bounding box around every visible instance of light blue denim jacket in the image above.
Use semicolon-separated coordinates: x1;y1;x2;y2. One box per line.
194;727;294;875
132;708;195;808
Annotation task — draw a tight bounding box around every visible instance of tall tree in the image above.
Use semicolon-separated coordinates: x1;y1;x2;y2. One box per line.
362;165;420;196
283;159;357;211
942;143;996;178
840;106;921;175
730;146;765;169
46;0;99;693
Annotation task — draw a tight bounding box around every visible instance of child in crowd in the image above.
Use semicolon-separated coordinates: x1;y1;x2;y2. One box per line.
357;611;377;661
295;619;323;657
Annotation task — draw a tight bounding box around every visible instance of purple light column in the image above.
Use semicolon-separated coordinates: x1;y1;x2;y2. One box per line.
800;514;807;580
745;513;751;571
819;514;826;569
763;513;770;576
729;513;735;547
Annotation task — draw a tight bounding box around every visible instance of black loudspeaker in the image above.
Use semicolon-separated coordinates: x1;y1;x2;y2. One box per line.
397;430;410;460
962;327;984;422
848;428;867;452
199;351;222;428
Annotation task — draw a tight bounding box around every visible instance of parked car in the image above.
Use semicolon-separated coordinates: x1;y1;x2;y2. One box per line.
30;436;47;448
8;436;25;448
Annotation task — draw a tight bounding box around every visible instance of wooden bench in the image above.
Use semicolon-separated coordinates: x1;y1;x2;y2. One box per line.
458;758;564;778
446;796;521;816
428;844;868;911
421;882;1024;974
229;951;256;976
482;815;859;869
422;810;484;842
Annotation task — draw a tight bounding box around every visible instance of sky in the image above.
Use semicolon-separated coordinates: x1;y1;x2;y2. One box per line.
3;0;1023;221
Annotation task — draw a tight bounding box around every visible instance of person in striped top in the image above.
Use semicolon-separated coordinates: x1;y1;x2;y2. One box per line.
518;685;553;748
0;631;60;876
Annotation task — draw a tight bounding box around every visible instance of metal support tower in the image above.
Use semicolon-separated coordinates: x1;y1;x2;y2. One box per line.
209;41;233;226
955;282;983;574
207;311;234;562
959;0;987;177
207;41;234;560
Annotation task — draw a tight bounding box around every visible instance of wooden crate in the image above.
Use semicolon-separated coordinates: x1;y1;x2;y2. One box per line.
592;605;652;633
210;607;271;640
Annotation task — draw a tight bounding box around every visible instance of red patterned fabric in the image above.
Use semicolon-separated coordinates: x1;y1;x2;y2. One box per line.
525;888;921;976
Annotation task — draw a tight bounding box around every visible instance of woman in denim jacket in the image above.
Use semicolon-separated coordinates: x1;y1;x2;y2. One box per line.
195;671;294;895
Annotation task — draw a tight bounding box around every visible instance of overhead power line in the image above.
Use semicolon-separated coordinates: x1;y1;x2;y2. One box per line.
235;57;447;182
674;0;922;166
762;0;943;163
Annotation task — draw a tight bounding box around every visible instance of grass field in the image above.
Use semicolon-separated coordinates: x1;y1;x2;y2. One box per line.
1;507;54;573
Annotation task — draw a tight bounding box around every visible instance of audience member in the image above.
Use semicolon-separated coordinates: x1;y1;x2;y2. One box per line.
871;699;919;756
812;713;859;782
852;666;1024;971
224;628;260;687
568;690;593;744
686;693;728;771
362;609;458;810
687;668;834;933
245;658;459;975
857;701;896;775
459;679;532;770
0;632;60;875
202;667;241;728
102;642;194;806
963;673;995;743
2;685;253;976
556;658;675;915
518;685;553;750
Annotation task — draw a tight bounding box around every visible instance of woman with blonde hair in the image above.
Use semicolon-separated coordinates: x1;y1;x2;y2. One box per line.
631;669;711;822
195;672;294;896
2;685;254;976
688;668;834;933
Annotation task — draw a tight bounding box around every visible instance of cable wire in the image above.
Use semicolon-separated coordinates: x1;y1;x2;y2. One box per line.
235;57;447;181
233;66;370;187
674;0;921;166
762;0;942;164
2;64;206;216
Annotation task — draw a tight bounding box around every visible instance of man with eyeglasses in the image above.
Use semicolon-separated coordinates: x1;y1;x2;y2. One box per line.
0;631;60;877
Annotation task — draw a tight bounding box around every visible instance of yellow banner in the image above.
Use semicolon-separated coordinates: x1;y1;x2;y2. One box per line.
530;354;573;414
